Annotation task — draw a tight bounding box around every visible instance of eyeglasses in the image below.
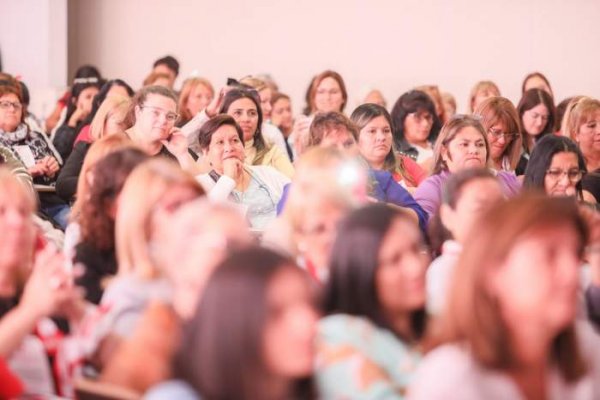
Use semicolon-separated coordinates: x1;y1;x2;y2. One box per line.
0;101;22;111
487;128;518;141
141;105;179;122
545;168;583;182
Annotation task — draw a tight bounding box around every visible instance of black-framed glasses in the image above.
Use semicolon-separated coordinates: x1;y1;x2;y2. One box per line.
0;100;22;111
545;169;583;182
141;105;179;123
487;128;518;141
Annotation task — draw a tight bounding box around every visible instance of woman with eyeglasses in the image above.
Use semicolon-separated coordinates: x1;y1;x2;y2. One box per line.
196;114;289;231
523;134;589;202
125;85;198;172
414;115;521;218
390;90;443;168
561;97;600;204
516;88;556;175
0;74;70;229
473;96;523;172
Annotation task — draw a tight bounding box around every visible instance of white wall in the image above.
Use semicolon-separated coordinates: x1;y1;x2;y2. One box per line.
1;0;67;117
27;0;600;118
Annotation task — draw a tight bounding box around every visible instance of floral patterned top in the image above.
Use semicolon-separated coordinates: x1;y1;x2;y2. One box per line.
316;314;422;399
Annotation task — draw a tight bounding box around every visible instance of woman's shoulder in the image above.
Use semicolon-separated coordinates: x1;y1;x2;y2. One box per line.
145;379;200;400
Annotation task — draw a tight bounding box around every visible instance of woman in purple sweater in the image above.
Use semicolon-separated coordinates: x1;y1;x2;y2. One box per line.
414;115;521;218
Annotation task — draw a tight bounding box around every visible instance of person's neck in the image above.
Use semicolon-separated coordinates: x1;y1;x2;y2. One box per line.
0;269;17;298
584;151;600;172
409;140;430;149
128;126;162;155
492;157;503;171
371;159;385;171
386;311;415;342
263;375;293;400
507;324;553;400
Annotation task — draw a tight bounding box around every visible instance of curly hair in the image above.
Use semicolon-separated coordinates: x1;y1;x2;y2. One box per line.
78;148;149;250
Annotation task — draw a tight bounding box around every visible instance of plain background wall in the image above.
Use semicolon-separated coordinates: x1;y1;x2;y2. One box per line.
3;0;598;117
1;0;67;117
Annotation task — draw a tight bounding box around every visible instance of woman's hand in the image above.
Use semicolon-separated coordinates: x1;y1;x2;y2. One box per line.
223;158;244;181
67;104;88;128
20;246;82;320
162;128;189;157
42;156;60;178
205;87;233;118
290;116;312;157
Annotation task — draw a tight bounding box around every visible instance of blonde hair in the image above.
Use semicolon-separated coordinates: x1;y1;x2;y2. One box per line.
115;159;204;279
468;81;501;113
473;96;523;170
178;77;215;123
90;95;132;141
71;134;133;217
239;76;269;92
432;115;491;174
562;96;600;141
283;147;362;255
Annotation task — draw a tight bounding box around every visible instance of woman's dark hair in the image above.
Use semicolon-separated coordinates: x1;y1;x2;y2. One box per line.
74;64;102;80
521;71;553;97
324;203;427;342
153;55;180;77
175;246;315;400
197;114;244;151
79;147;149;249
302;75;317;116
390;90;442;152
219;88;268;161
523;135;587;200
63;80;102;131
517;89;556;149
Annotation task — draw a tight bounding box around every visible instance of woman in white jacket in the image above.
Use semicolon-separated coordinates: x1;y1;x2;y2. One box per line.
196;114;289;230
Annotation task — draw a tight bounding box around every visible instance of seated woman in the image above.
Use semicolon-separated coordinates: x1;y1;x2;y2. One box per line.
561;97;600;203
0;168;81;395
473;96;523;172
426;169;504;315
0;75;70;228
516;88;556;175
523;134;590;203
351;103;427;190
147;247;319;400
73;147;149;304
125;85;198;173
414;114;521;218
264;147;365;283
238;76;289;158
467;80;500;114
52;78;101;160
97;200;252;394
77;159;205;372
196;114;289;230
409;195;600;399
56;95;132;202
270;92;295;160
390;90;442;167
317;204;429;398
522;71;554;98
72;79;134;145
177;77;214;127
